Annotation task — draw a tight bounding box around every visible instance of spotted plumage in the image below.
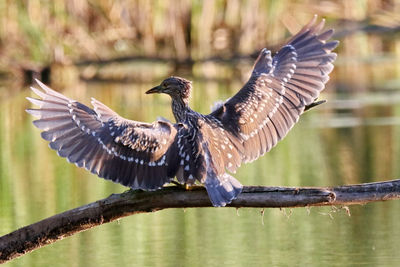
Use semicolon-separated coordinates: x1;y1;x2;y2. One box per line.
27;16;338;206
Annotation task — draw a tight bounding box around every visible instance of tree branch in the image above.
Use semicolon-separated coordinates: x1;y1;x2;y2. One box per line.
1;179;400;263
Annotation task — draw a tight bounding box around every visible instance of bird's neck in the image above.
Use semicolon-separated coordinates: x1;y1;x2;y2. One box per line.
172;97;190;122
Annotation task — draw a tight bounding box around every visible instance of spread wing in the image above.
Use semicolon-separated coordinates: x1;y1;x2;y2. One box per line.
27;80;179;189
209;16;338;168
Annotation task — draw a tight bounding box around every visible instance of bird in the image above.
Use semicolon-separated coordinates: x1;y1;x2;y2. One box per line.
26;16;338;207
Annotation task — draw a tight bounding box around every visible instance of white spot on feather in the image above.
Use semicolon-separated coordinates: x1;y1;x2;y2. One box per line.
158;156;165;166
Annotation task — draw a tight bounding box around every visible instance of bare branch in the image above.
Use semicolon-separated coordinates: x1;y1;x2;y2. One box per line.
1;179;399;263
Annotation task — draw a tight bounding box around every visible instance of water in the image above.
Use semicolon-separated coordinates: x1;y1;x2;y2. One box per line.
1;69;400;266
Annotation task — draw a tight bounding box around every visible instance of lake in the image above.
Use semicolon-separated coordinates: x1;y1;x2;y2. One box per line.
1;55;400;266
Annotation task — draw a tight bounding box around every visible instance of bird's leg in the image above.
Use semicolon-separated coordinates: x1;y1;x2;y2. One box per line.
170;180;203;190
170;180;191;190
184;183;204;191
170;180;186;189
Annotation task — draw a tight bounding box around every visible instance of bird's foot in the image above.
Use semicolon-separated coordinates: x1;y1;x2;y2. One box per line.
170;180;203;191
170;180;187;189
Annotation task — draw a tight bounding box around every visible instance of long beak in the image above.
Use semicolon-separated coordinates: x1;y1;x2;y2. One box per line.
146;85;163;94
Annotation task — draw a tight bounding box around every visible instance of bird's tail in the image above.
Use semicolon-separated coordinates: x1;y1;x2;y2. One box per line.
205;173;243;207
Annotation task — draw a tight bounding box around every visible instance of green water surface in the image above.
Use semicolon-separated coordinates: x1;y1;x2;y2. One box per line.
1;76;400;266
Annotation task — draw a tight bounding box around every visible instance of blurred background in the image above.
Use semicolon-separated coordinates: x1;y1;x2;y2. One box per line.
1;0;400;266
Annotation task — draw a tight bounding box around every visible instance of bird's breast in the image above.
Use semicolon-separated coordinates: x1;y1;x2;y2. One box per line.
175;119;207;183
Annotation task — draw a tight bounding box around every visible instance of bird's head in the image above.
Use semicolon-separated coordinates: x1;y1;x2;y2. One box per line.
146;76;192;101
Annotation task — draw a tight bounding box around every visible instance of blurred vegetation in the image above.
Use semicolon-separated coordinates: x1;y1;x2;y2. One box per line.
1;0;400;90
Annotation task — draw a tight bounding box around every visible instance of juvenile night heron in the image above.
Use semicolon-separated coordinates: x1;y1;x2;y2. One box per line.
27;16;338;207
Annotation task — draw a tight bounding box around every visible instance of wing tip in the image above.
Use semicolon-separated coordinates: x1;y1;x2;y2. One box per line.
325;40;340;51
25;108;40;118
308;14;318;27
26;96;43;107
34;78;48;91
